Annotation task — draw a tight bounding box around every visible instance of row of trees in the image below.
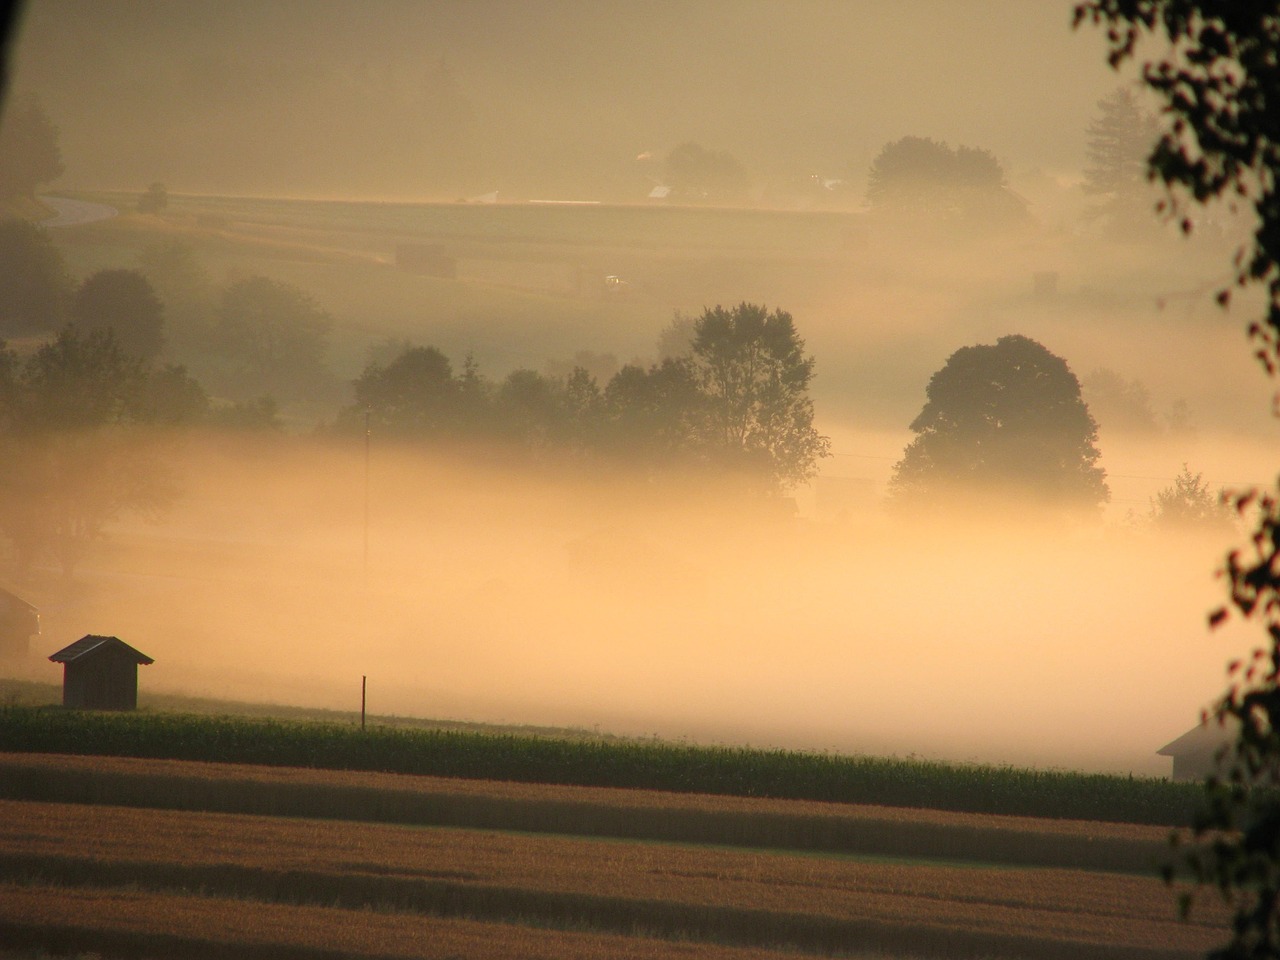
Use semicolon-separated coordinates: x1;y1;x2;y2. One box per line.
2;223;1216;576
351;320;1219;530
0;328;191;577
0;321;295;579
340;303;829;492
0;221;337;404
859;93;1159;234
656;106;1147;224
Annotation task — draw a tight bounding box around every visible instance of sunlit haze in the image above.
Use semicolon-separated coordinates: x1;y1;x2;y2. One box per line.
4;0;1276;778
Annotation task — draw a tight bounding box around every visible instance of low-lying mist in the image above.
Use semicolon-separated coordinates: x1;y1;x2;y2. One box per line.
21;427;1265;778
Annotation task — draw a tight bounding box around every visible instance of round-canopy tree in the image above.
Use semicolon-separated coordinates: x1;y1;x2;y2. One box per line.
665;142;749;205
889;334;1108;513
690;302;829;491
70;269;165;362
864;135;1027;226
211;275;333;401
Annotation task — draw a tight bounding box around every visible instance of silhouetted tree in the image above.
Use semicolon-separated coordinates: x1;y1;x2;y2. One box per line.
1082;87;1163;234
690;303;829;491
136;240;214;362
351;345;465;438
0;93;62;201
70;269;165;362
665;142;750;204
865;136;1027;226
496;368;567;450
0;218;68;336
601;358;703;465
210;275;333;401
0;327;176;577
18;326;146;432
133;363;209;427
1149;465;1233;533
543;350;618;385
1076;6;1280;954
889;334;1108;513
656;311;696;362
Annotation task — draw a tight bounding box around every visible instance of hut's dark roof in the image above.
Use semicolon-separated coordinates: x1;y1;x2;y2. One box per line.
48;635;154;665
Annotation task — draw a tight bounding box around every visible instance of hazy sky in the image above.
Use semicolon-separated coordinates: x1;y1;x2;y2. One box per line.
10;0;1131;199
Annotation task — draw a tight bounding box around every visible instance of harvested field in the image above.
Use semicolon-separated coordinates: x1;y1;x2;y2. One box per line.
0;753;1227;960
0;751;1173;871
0;883;794;960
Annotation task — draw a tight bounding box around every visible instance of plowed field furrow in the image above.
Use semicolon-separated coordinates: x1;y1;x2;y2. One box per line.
0;798;1223;959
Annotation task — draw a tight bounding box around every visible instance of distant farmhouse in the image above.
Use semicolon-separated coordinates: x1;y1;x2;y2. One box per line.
0;586;39;661
49;635;153;711
1158;722;1235;782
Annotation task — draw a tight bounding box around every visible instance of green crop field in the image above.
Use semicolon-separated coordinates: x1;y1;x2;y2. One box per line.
0;705;1201;826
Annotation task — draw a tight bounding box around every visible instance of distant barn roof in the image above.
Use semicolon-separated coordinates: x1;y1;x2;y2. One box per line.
1157;722;1233;758
48;635;154;665
0;585;37;612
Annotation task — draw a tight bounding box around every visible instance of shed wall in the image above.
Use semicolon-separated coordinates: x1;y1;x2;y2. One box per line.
62;648;140;710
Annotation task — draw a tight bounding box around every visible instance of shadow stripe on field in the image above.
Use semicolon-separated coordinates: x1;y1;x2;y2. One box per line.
0;853;1202;960
0;922;359;960
0;759;1166;874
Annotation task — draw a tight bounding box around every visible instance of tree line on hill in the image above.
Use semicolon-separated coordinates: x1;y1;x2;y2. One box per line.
1;83;1160;234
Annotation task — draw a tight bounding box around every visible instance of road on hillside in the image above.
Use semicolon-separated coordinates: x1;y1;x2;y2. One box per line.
38;195;119;228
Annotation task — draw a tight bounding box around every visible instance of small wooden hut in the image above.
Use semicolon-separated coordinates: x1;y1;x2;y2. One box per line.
48;635;153;711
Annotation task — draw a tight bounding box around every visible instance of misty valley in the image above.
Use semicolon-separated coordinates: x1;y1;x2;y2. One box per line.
0;180;1268;777
4;3;1280;958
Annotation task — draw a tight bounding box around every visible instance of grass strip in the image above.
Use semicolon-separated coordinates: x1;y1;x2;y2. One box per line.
0;706;1199;825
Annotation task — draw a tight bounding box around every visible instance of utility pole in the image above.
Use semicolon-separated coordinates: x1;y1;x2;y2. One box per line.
361;675;367;731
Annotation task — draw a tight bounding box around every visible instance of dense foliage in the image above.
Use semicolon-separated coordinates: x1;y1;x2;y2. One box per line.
0;328;194;577
1076;3;1280;957
209;275;335;402
865;135;1027;226
0;93;62;202
70;268;165;362
1149;465;1234;533
341;303;828;493
0;219;68;336
1083;87;1164;233
664;141;750;205
889;334;1108;513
